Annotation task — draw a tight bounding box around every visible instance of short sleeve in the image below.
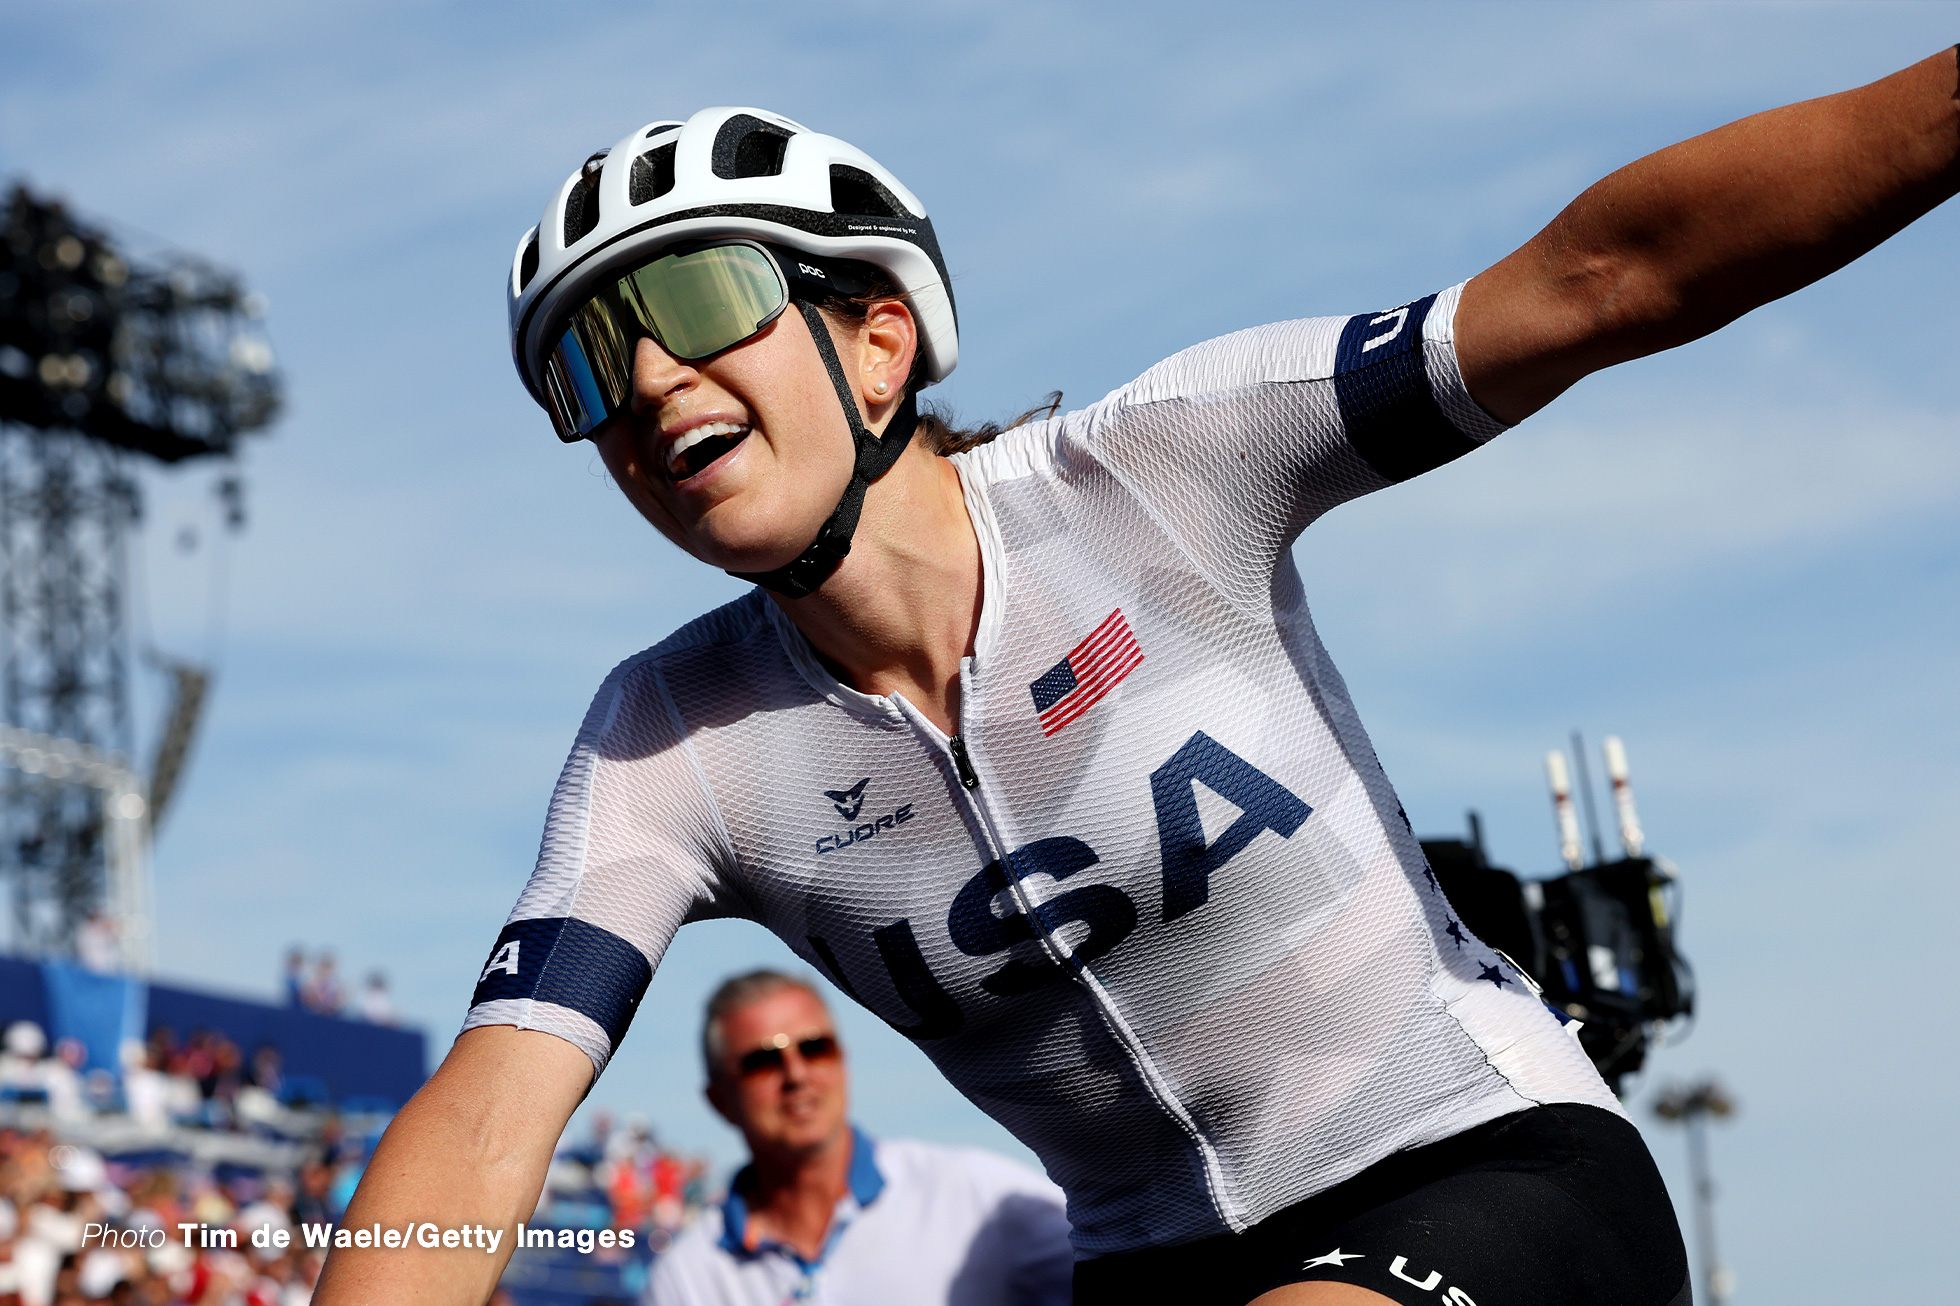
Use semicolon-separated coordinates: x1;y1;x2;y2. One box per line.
460;654;744;1075
1077;281;1505;606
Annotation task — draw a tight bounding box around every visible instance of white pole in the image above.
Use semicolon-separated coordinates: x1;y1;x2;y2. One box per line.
1602;735;1645;859
105;782;153;974
1546;750;1585;870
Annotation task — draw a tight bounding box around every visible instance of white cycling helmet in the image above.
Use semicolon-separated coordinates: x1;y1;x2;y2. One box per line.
507;106;957;416
506;109;957;599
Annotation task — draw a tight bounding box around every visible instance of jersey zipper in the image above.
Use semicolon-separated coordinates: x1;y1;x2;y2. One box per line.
940;723;1247;1233
906;704;1246;1233
948;734;981;790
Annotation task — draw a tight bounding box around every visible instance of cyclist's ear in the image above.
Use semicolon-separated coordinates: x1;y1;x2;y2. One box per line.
856;299;917;417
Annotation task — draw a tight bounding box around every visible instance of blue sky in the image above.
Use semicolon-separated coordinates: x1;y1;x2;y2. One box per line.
4;2;1957;1298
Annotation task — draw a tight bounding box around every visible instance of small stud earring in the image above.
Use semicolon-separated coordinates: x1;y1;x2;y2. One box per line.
873;381;890;395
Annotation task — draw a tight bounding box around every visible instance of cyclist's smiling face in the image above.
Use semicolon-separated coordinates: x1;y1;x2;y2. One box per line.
592;305;864;576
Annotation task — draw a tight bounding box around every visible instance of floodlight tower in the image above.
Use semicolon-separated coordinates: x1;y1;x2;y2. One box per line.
1654;1079;1737;1305
0;183;279;968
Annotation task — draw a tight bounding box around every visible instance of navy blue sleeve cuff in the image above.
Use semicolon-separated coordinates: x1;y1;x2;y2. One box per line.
1333;293;1481;483
469;916;652;1051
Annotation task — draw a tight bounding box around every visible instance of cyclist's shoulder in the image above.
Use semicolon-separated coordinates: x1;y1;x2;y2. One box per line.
1110;312;1355;409
643;587;775;661
949;411;1073;486
947;310;1364;487
583;589;778;726
1109;287;1479;412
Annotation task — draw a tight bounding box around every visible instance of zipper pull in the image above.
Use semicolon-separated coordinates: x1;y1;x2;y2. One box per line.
949;735;980;791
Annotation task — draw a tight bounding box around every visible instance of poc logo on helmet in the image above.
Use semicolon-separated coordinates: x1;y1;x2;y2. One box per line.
815;778;914;855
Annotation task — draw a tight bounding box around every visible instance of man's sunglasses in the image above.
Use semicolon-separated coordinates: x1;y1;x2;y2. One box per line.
540;238;879;443
735;1033;841;1079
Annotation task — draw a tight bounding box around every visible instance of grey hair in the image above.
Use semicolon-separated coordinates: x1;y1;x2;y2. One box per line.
700;970;827;1080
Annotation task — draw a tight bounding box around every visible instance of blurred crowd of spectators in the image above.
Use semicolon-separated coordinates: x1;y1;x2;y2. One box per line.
278;953;391;1027
504;1112;714;1303
0;1115;359;1305
0;1014;365;1304
0;1015;719;1306
556;1111;712;1246
1;1021;293;1135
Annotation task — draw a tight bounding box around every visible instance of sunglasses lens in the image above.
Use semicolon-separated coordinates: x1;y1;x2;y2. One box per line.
736;1046;785;1078
734;1034;840;1078
542;242;788;441
544;292;635;439
623;243;786;361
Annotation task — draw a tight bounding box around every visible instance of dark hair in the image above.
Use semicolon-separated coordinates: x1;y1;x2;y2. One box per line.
805;273;1062;455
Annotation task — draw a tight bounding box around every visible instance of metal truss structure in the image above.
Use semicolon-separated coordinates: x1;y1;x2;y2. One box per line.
0;183;278;968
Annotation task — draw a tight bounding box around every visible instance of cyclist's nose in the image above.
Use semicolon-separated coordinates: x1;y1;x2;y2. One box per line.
631;336;696;413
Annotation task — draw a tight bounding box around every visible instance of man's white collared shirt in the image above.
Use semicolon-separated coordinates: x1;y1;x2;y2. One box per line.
646;1130;1072;1306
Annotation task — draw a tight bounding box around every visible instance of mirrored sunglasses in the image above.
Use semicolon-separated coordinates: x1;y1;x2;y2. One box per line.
542;239;791;443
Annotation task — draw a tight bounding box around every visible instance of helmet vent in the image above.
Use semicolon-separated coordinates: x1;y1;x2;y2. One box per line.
829;165;905;218
712;114;793;180
517;229;540;293
630;143;677;205
562;170;601;247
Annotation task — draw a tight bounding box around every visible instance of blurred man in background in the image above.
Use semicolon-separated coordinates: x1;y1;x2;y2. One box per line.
647;971;1073;1306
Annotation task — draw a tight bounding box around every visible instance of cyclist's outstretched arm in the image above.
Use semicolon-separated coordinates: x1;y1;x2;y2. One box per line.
1458;45;1959;424
312;1025;592;1306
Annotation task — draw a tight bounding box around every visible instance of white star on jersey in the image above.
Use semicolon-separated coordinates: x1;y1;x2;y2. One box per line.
1304;1249;1365;1268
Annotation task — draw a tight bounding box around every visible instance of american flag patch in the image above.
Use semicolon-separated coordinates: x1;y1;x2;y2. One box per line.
1028;609;1144;736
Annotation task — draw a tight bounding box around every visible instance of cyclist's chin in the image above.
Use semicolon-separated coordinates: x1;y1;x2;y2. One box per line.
660;468;844;573
679;501;833;576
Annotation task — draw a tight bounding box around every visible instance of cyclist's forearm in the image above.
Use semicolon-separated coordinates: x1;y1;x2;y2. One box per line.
312;1026;591;1306
1462;46;1960;422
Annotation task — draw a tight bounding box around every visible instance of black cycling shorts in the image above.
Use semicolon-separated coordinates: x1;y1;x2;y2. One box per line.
1073;1104;1690;1306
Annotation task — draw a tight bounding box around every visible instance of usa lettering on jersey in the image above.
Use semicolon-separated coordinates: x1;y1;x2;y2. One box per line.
811;730;1312;1032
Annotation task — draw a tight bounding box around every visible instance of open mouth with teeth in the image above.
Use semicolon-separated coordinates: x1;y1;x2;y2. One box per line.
666;421;751;481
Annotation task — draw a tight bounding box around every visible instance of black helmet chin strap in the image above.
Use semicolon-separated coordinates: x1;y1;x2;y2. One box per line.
730;299;918;599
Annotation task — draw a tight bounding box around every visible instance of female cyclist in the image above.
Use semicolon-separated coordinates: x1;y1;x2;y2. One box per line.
318;48;1960;1306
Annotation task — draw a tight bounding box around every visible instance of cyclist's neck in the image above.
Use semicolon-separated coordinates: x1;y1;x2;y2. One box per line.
769;448;979;736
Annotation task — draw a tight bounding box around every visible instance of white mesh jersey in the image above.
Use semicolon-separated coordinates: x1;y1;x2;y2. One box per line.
464;282;1621;1255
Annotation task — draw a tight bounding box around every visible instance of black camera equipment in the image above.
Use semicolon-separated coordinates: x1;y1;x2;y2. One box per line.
1420;738;1694;1093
